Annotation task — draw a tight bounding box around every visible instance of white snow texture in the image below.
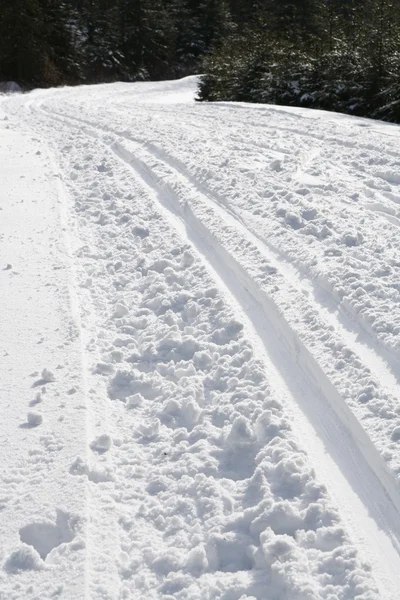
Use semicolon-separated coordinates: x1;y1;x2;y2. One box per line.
1;76;400;599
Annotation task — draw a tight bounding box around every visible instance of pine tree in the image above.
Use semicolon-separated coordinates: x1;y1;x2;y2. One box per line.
119;0;175;80
0;0;79;87
172;0;231;76
0;0;49;86
40;0;81;84
77;0;123;82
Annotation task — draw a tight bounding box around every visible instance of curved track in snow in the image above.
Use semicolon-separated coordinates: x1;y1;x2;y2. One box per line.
1;77;400;599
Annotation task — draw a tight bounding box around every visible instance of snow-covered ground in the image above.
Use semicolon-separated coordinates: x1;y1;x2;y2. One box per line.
1;76;400;599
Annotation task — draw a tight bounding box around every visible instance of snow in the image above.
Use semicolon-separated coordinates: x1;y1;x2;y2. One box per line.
1;76;400;599
0;81;22;94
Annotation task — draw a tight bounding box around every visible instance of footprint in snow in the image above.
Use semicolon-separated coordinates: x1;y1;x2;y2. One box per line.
17;509;76;560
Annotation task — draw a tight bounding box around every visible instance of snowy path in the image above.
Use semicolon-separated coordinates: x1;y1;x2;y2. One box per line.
0;111;87;597
1;77;400;599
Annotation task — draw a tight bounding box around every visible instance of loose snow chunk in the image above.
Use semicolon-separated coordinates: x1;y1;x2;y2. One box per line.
193;350;213;370
152;548;183;575
314;525;347;551
285;211;304;230
260;501;304;537
132;224;149;238
108;369;162;401
212;319;243;345
108;370;136;400
255;410;289;443
112;303;129;319
270;159;282;171
70;456;115;483
126;393;144;409
27;412;43;427
94;362;115;375
4;544;43;572
156;331;182;356
342;231;364;247
184;546;208;575
163;397;201;429
257;529;319;598
137;419;160;440
41;368;55;382
175;362;196;380
90;434;112;453
177;337;201;360
29;391;43;407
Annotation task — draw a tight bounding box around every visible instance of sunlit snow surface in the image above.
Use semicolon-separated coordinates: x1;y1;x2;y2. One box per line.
1;76;400;599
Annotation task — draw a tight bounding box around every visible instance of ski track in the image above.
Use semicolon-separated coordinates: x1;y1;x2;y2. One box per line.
35;101;400;491
2;77;400;599
36;96;400;365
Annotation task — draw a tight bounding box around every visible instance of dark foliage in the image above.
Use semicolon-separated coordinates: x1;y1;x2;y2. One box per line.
199;0;400;123
0;0;229;88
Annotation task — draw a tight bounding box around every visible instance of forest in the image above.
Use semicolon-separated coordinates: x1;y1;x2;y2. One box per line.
0;0;399;122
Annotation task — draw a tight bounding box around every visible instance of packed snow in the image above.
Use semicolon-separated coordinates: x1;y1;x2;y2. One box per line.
1;76;400;599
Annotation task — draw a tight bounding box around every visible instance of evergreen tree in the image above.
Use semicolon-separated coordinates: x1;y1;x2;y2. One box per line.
41;0;81;84
119;0;175;80
77;0;123;82
0;0;79;87
199;0;400;123
0;0;49;86
172;0;231;75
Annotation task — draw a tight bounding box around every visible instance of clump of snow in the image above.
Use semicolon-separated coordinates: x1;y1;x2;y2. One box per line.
41;368;55;383
26;412;43;427
4;544;43;572
132;224;149;238
126;393;144;409
90;434;112;453
0;81;22;94
29;391;43;407
112;303;129;319
342;231;364;247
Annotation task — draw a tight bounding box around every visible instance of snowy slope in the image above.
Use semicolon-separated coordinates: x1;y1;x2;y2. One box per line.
1;77;400;599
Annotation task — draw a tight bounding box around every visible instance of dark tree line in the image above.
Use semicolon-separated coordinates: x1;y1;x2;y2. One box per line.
0;0;229;87
0;0;399;122
199;0;400;122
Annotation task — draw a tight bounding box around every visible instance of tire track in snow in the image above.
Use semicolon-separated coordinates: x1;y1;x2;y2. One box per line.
33;102;400;596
